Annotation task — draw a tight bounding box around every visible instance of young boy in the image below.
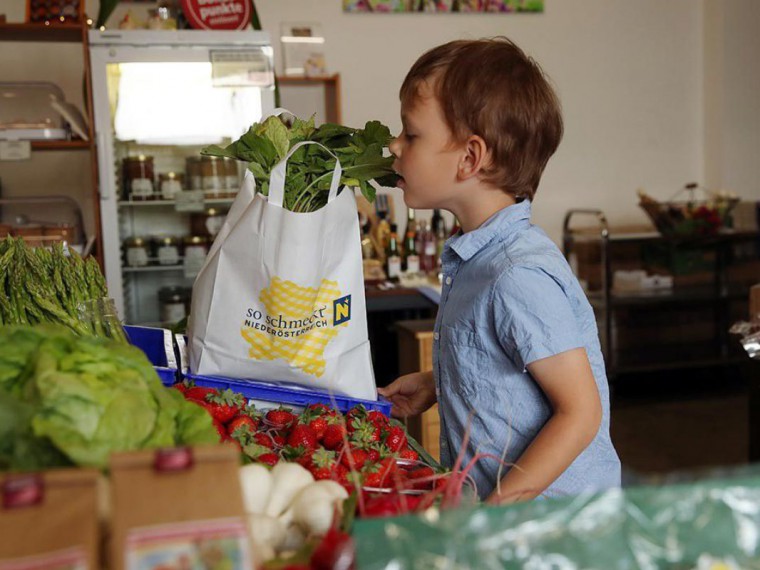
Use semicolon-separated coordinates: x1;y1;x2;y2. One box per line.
379;38;621;502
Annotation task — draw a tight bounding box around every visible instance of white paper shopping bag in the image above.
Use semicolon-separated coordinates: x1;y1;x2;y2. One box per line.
188;141;376;401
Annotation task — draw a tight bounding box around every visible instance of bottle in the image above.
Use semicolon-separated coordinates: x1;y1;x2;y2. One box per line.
435;221;447;272
431;209;446;237
361;220;375;260
403;216;419;275
385;224;402;281
403;208;416;244
420;220;437;274
375;211;392;254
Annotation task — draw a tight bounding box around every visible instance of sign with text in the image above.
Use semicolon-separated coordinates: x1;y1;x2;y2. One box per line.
181;0;251;30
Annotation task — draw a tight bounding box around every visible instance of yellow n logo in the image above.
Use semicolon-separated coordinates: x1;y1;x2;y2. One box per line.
333;295;351;326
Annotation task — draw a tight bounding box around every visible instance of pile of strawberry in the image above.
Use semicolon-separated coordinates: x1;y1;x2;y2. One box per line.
173;382;437;494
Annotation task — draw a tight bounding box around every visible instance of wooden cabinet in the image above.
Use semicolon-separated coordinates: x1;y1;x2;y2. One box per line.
0;22;102;264
397;319;440;461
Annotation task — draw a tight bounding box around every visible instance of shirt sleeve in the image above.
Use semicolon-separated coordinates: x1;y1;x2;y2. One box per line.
493;265;585;371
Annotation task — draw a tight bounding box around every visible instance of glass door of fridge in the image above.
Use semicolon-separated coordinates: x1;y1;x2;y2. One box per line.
90;32;275;326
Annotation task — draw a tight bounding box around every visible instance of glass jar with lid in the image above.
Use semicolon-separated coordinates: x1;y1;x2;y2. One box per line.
200;156;224;198
190;207;226;239
158;172;184;200
183;235;208;277
223;158;239;195
159;286;189;325
185;156;203;191
123;155;155;200
155;236;181;266
124;237;150;267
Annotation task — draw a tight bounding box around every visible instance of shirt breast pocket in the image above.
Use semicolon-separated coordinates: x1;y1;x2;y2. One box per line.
440;324;493;401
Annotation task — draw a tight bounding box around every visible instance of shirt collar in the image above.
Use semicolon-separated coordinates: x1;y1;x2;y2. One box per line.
447;200;532;262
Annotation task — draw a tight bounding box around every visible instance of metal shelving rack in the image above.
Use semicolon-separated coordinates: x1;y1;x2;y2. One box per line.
563;209;758;379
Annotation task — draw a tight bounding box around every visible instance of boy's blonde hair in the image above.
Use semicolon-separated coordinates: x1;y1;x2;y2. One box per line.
400;37;563;201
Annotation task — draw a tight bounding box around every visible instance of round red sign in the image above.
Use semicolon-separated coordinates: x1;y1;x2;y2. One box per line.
181;0;252;30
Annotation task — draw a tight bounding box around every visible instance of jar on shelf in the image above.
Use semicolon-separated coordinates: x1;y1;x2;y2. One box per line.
185;156;203;191
158;172;184;200
155;236;181;266
159;286;189;325
123;155;155;200
190;207;226;239
200;156;224;198
124;237;150;267
183;235;208;261
223;158;239;195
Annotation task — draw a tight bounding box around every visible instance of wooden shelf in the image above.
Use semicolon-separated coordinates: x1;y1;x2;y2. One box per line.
31;139;91;151
0;22;85;43
277;74;340;84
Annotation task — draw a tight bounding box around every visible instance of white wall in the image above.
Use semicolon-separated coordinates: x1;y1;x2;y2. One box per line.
255;0;707;241
1;0;758;244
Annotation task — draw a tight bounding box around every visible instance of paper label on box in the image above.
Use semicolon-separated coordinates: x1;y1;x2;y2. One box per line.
0;546;88;570
175;190;205;213
125;518;251;570
0;141;32;161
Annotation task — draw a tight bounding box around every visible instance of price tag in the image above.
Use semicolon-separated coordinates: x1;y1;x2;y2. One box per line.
211;49;274;88
0;140;31;161
174;190;205;213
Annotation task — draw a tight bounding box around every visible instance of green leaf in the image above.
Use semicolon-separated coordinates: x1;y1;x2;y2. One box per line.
201;144;239;160
255;116;291;160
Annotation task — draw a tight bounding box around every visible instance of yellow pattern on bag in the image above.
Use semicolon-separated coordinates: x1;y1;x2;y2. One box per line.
240;277;348;378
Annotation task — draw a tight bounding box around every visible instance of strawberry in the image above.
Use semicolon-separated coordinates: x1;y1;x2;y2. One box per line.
298;408;330;441
227;415;257;437
173;381;190;395
258;453;280;467
346;406;368;433
322;424;347;451
407;466;435;489
310;527;355;570
367;410;389;428
363;470;389;489
252;432;275;449
184;386;218;402
212;419;227;442
272;433;287;448
205;389;246;424
306;403;332;415
287;424;318;451
384;426;407;452
340;446;369;471
309;449;338;480
265;407;296;430
350;421;381;446
244;442;279;466
333;463;349;484
399;449;419;462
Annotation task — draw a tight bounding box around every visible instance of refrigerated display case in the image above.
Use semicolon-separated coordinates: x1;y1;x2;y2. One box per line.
89;29;275;325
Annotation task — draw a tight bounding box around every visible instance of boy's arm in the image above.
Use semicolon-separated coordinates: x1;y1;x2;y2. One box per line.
487;347;602;503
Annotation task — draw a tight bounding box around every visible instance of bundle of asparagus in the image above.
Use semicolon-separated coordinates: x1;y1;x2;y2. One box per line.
0;237;124;342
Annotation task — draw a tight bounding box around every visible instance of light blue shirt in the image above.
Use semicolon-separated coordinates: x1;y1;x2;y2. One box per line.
434;199;621;500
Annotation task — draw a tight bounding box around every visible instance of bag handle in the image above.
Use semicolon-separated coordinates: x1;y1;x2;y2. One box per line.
268;140;343;209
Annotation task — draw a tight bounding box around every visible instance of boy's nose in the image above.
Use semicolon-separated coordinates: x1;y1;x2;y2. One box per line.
389;136;401;158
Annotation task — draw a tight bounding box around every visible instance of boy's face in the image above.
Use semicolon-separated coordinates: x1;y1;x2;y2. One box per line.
389;82;464;211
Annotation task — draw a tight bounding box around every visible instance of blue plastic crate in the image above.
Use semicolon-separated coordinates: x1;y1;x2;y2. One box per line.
183;372;392;417
124;325;178;387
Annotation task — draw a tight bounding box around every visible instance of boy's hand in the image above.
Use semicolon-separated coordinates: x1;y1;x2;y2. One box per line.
377;370;437;418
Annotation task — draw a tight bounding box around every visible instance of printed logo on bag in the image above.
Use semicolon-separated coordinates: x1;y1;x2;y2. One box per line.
333;295;351;326
240;277;351;378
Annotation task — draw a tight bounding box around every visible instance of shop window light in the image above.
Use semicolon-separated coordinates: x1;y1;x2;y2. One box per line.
113;62;262;145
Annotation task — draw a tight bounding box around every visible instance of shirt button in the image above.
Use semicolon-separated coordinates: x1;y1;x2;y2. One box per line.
445;276;452;285
434;332;440;341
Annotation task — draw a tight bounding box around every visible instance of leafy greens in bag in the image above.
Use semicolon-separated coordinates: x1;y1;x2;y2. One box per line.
202;114;399;212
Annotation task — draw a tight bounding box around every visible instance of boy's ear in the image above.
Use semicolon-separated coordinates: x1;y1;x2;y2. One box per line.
457;135;491;181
